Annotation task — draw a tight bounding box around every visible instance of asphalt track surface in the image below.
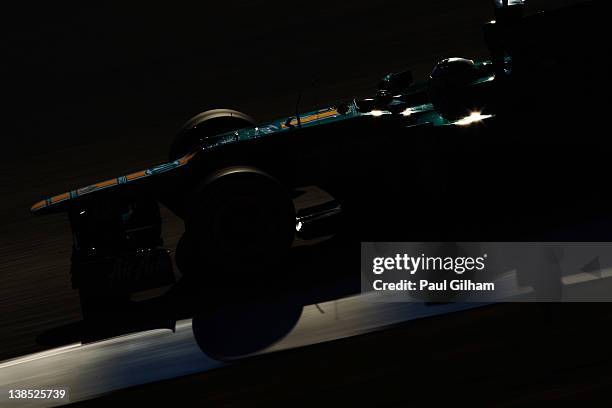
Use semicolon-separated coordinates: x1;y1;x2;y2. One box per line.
5;283;612;406
0;295;482;407
0;0;600;406
2;270;612;406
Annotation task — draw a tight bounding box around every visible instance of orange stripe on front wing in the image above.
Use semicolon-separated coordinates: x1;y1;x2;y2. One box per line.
49;192;70;204
30;200;46;212
281;109;339;129
95;178;118;189
126;170;148;181
178;151;197;165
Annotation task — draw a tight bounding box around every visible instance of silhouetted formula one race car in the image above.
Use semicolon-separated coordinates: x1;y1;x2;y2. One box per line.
31;1;610;306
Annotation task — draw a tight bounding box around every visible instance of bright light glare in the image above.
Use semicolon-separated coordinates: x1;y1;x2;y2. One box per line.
296;221;303;232
453;111;493;126
370;110;384;117
401;108;415;116
495;0;524;7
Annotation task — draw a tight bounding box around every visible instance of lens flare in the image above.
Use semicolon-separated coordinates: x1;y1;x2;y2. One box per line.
401;108;415;116
453;111;493;126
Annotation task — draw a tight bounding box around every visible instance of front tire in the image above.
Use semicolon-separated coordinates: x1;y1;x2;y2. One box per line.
169;109;255;161
178;168;296;279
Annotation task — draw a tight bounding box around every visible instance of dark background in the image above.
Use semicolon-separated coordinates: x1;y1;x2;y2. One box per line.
0;0;585;362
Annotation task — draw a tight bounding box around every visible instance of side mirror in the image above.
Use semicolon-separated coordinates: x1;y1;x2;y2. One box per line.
378;70;413;95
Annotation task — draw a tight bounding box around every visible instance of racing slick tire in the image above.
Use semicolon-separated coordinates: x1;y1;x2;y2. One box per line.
177;167;296;282
169;109;255;161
